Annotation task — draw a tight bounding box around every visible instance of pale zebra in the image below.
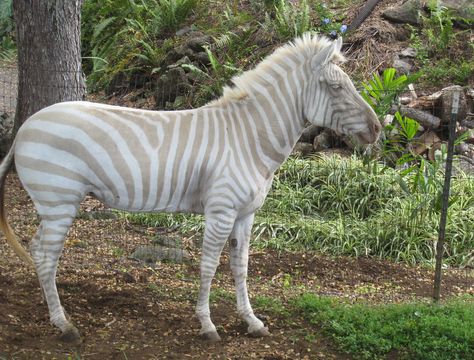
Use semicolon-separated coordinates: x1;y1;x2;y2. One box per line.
0;35;381;343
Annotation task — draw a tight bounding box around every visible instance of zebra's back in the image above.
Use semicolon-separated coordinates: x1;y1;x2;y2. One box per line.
14;101;230;214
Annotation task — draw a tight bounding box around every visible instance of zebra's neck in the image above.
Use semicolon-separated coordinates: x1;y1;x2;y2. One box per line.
216;76;306;179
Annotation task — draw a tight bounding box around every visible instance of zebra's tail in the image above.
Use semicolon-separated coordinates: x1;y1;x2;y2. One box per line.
0;143;35;268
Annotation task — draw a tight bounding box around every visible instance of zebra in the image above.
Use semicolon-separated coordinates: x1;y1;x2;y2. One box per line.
0;34;381;343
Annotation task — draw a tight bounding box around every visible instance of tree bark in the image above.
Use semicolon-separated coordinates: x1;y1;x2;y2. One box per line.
12;0;85;135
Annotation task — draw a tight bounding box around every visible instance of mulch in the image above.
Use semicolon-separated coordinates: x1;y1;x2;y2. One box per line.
0;173;472;359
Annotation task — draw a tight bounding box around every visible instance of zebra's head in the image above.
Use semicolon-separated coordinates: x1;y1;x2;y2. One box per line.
304;38;381;144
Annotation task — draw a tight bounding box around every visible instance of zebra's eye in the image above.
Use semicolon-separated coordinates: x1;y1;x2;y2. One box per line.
330;83;342;90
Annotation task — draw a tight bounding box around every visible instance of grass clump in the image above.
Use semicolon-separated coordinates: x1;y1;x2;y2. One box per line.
122;154;474;267
295;294;474;360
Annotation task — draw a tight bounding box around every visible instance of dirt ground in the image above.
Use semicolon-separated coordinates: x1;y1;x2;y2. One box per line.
0;174;473;360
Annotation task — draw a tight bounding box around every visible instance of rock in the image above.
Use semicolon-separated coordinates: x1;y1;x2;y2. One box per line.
131;245;190;264
466;88;474;112
454;150;474;176
460;114;474;129
392;56;414;75
313;129;335;152
193;51;211;66
185;35;211;52
154;67;192;108
176;26;193;37
400;47;417;58
383;0;474;27
455;142;469;155
383;0;422;25
152;235;181;248
292;142;313;157
440;85;468;123
299;124;321;143
435;0;474;27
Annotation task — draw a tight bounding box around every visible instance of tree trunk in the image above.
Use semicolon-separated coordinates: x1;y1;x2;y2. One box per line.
12;0;85;135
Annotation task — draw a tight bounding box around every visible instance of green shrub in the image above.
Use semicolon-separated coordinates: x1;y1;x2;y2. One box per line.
296;294;474;360
81;0;201;89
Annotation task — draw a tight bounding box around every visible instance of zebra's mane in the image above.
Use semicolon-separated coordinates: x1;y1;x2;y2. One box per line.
207;33;345;107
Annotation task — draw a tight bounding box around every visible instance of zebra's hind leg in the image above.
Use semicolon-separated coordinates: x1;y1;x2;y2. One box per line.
31;216;81;345
229;214;269;338
196;213;236;342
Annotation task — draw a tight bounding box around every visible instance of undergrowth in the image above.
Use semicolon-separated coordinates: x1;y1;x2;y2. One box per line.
295;294;474;360
122;155;474;267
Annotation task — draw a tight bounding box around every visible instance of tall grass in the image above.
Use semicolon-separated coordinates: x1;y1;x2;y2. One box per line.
122;155;474;267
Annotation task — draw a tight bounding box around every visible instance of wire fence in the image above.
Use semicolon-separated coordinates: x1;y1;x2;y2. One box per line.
0;63;17;116
0;64;473;283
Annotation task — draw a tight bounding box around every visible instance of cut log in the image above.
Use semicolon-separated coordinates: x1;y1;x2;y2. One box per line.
440;85;467;123
392;105;441;129
407;91;442;110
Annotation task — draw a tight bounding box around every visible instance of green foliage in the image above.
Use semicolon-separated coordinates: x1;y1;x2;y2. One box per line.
122;155;474;266
254;295;290;316
270;0;312;39
82;0;200;89
409;3;474;86
261;0;347;41
156;0;199;34
361;68;417;118
296;294;474;360
0;0;15;62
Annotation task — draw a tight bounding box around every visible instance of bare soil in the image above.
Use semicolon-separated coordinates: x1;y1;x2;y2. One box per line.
1;174;473;359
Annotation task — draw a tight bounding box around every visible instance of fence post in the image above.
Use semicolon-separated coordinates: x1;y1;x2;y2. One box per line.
433;89;460;303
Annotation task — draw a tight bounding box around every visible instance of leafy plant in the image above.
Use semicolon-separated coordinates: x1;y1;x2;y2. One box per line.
0;0;15;61
156;0;199;34
361;68;417;118
82;0;200;89
265;0;312;40
409;2;473;86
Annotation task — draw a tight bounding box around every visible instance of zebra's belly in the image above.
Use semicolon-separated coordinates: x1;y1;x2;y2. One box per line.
91;183;205;214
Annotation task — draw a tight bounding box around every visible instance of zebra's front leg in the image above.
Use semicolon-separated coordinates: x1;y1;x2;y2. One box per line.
230;214;269;337
196;213;236;342
31;218;81;345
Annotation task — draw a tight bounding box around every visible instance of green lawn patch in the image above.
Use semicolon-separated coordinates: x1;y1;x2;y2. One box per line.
295;294;474;360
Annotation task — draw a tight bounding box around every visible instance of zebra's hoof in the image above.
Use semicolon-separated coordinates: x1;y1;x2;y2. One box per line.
249;326;270;338
200;330;221;342
59;326;82;345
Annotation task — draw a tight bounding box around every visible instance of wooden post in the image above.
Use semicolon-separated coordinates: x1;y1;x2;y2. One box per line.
433;89;460;302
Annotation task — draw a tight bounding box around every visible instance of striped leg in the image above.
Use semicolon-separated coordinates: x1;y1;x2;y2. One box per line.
31;216;81;344
196;213;236;342
230;214;269;337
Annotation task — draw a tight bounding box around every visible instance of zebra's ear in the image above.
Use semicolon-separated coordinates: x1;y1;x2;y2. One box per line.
311;38;342;71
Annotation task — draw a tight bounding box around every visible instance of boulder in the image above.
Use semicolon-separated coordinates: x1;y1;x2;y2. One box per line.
154;67;192;108
131;245;190;264
383;0;422;25
383;0;474;27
